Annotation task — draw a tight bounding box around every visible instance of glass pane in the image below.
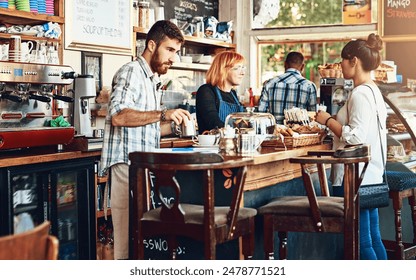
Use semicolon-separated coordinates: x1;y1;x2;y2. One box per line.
253;0;342;28
11;173;43;234
56;170;80;260
252;0;376;28
258;41;348;91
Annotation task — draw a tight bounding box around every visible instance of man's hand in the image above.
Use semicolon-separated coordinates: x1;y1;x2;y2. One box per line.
166;108;192;125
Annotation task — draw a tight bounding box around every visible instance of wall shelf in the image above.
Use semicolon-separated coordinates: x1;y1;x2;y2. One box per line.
0;8;64;25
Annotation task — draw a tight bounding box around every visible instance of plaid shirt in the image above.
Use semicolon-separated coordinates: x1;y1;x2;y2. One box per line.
99;57;162;177
258;69;317;123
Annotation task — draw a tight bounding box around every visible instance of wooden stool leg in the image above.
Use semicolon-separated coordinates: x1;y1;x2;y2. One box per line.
391;192;405;260
263;215;274;260
167;235;178;260
409;192;416;245
278;231;288;260
242;233;254;260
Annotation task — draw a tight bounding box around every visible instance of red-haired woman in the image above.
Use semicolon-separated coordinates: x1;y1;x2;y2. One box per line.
196;51;246;133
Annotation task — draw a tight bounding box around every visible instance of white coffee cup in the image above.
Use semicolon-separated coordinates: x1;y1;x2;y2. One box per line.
194;134;219;146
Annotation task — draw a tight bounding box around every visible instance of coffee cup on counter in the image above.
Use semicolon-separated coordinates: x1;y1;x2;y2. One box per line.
193;134;219;146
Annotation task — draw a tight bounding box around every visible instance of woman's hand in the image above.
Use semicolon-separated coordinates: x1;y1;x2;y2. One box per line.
315;110;332;125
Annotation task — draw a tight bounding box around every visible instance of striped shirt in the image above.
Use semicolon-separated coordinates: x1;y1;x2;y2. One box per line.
99;56;162;177
258;69;317;123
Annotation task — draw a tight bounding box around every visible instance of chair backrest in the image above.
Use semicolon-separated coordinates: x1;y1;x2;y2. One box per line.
129;151;252;257
0;221;59;260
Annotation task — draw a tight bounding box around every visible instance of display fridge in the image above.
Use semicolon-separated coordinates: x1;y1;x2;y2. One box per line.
0;157;96;260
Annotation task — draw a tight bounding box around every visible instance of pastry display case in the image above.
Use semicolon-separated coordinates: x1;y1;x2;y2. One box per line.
381;85;416;170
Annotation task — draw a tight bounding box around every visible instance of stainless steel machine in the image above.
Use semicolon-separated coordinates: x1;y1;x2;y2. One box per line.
320;78;353;115
73;74;96;137
0;61;75;150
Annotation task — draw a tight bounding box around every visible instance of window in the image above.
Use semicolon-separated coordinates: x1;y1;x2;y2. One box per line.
258;40;348;89
252;0;376;28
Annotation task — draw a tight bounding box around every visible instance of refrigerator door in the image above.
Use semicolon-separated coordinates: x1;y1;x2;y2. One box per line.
0;157;96;260
50;159;96;260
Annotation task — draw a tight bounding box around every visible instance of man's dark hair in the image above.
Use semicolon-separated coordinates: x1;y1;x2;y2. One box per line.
285;51;304;67
145;20;184;48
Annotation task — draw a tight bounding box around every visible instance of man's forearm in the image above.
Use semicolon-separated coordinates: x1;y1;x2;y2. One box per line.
111;108;162;127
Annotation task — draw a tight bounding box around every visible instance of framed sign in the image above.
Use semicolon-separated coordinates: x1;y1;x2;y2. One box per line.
81;52;102;92
381;0;416;40
65;0;133;55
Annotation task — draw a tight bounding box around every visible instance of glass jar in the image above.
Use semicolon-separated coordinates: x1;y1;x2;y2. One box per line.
138;1;150;29
132;1;139;27
224;112;276;136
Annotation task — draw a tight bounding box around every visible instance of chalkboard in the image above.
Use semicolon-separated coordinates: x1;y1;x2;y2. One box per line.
156;0;218;22
65;0;132;55
383;0;416;37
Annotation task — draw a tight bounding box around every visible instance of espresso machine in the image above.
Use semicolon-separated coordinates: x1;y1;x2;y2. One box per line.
0;61;75;151
320;78;353;115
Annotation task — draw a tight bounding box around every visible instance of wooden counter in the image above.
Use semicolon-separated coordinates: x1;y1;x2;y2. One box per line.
242;144;330;191
0;142;330;188
0;148;101;168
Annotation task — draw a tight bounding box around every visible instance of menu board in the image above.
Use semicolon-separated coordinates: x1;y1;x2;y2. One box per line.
159;0;218;22
383;0;416;37
65;0;132;54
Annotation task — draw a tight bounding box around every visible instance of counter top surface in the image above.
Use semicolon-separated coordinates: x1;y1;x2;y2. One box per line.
0;149;101;168
0;141;330;169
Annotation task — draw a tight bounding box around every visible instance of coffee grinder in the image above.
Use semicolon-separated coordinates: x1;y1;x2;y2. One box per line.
319;78;353;115
73;74;96;137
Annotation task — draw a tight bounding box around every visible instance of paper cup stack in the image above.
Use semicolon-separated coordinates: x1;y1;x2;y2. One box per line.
37;0;46;14
45;0;54;15
29;0;38;13
16;0;30;12
9;0;16;9
0;0;8;9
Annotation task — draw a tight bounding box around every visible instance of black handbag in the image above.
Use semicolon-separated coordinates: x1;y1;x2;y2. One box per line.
358;85;389;209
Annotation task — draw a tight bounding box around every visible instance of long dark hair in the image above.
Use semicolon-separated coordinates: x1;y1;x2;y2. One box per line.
341;33;383;71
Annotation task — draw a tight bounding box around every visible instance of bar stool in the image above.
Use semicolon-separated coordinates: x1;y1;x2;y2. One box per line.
258;150;370;260
383;162;416;260
128;152;256;260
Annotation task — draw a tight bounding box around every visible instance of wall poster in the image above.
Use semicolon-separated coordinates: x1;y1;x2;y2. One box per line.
65;0;132;55
342;0;371;25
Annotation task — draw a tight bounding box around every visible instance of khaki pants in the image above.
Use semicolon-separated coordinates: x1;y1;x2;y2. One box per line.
110;163;129;260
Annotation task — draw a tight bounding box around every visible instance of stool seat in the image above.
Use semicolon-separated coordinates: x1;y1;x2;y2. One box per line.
258;196;344;217
386;170;416;192
383;168;416;260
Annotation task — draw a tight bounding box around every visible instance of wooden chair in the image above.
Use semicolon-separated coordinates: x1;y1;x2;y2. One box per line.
128;151;256;260
383;162;416;260
257;150;370;260
0;221;59;260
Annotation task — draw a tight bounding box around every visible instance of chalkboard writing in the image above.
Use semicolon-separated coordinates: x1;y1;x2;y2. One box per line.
156;0;218;22
383;0;416;37
65;0;131;53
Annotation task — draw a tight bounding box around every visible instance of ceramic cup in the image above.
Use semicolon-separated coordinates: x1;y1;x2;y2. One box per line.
193;134;219;146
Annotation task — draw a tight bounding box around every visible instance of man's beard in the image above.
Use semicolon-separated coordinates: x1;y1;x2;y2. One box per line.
150;48;172;75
